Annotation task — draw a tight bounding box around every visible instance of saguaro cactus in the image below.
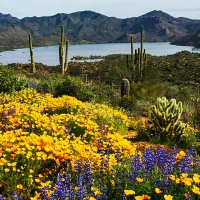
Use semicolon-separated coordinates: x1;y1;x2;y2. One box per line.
149;97;187;141
133;25;147;82
64;39;69;72
121;78;130;98
59;25;65;75
29;33;35;73
59;25;69;75
131;36;134;66
140;25;144;68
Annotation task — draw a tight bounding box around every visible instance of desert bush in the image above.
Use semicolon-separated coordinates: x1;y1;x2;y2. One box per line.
118;95;137;113
36;73;65;94
54;75;94;102
0;66;29;93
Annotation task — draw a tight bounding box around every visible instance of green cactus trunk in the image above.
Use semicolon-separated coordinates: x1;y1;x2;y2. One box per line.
131;35;135;80
29;33;36;73
140;25;144;78
59;25;65;75
121;78;130;98
126;54;129;69
131;36;134;66
64;39;69;72
133;26;147;82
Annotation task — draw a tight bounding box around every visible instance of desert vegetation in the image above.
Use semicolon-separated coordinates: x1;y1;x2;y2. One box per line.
0;48;200;199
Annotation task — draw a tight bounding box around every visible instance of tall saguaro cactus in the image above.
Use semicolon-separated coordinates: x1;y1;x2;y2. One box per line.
140;25;144;70
133;25;147;82
130;35;135;79
59;25;69;75
64;39;69;72
29;33;36;73
131;36;134;66
59;25;65;75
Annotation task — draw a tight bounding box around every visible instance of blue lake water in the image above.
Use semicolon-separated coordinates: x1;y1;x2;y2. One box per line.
0;42;197;66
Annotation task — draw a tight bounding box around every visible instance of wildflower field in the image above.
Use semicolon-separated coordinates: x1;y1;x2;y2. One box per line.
0;89;199;199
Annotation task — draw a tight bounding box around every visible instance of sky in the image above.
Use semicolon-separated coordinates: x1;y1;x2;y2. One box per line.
1;0;200;20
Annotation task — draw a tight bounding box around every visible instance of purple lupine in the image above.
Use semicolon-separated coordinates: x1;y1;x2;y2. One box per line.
49;193;55;200
0;195;3;200
40;187;49;200
2;112;7;119
77;174;84;199
48;108;52;116
74;161;83;174
115;171;121;191
162;149;177;177
84;163;93;188
11;191;19;200
122;193;128;200
131;153;142;183
102;186;108;199
189;145;196;158
64;173;74;198
155;145;168;169
177;150;193;174
53;173;66;200
105;151;110;173
142;147;156;174
115;147;120;163
67;128;72;135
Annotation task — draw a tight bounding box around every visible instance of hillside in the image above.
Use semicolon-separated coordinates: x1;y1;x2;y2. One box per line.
0;10;200;52
171;28;200;47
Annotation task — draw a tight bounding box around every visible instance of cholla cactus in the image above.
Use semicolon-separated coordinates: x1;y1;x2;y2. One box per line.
149;97;187;141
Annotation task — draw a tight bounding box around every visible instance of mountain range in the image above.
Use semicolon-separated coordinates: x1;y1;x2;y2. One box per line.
0;10;200;52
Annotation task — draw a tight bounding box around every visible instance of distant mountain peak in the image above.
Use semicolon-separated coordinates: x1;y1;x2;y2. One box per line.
141;10;175;21
0;13;12;18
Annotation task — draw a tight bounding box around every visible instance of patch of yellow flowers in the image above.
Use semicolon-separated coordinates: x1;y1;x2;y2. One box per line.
0;89;136;194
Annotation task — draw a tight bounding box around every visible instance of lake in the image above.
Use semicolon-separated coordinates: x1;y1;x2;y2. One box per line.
0;42;197;66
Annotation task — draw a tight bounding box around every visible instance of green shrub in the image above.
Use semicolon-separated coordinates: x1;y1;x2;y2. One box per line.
118;95;137;112
36;73;65;94
54;76;94;102
0;66;29;93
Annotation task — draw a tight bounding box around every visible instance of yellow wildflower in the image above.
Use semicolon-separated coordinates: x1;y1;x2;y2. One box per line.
164;194;173;200
4;168;10;172
155;188;162;194
135;195;150;200
89;197;96;200
169;175;176;181
16;184;23;189
124;189;135;196
181;173;188;178
192;185;200;195
136;177;143;183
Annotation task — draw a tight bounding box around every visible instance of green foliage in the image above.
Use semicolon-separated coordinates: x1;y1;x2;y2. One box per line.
118;95;137;111
36;73;65;94
148;97;187;142
54;75;94;102
0;66;29;93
